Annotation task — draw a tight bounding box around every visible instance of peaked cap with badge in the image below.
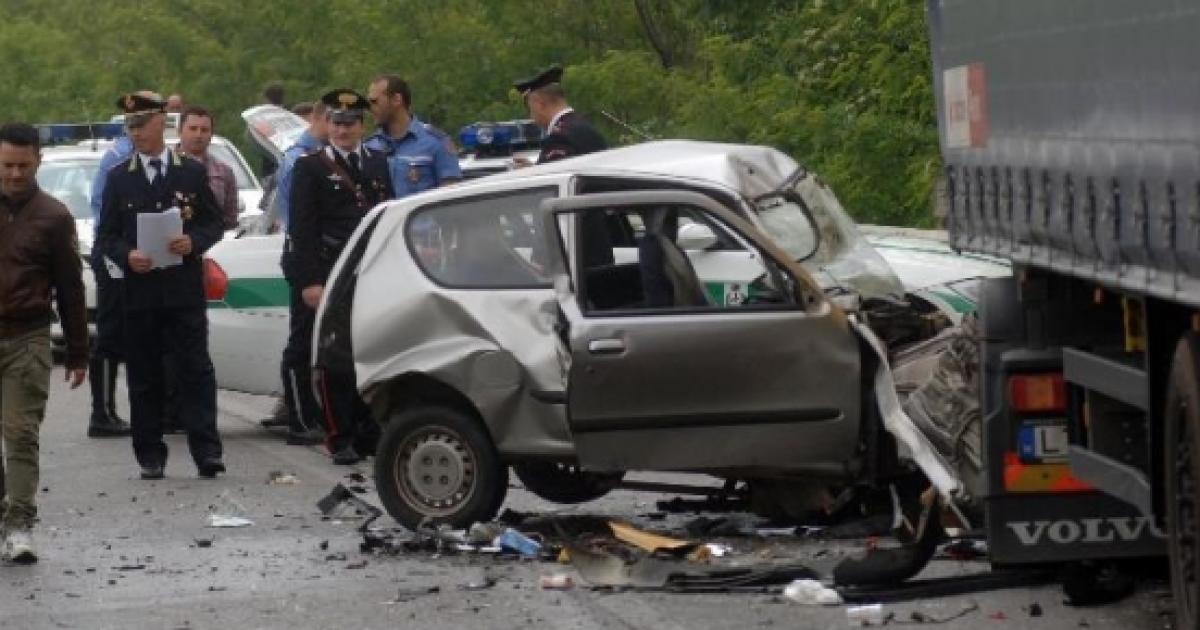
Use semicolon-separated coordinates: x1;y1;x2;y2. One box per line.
512;64;608;164
117;92;168;127
513;64;563;97
321;88;369;124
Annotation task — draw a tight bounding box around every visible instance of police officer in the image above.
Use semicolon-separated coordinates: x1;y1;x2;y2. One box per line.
364;74;461;196
513;65;608;164
275;99;329;445
95;93;226;480
289;89;393;465
85;92;151;439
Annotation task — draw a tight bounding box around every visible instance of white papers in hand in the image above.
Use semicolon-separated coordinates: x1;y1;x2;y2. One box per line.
136;207;184;269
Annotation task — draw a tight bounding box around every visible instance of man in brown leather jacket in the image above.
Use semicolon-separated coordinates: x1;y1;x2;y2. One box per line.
0;123;88;564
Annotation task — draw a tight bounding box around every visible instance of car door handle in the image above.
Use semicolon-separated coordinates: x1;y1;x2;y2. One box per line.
587;338;625;354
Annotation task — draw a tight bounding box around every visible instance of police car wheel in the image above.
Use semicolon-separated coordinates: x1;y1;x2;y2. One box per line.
375;405;507;529
512;461;623;504
1165;331;1200;630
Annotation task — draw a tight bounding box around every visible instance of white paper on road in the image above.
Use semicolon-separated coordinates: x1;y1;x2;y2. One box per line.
136;207;183;269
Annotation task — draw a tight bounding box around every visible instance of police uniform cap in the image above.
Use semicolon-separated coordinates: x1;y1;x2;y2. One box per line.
321;88;369;124
513;65;563;96
117;92;167;127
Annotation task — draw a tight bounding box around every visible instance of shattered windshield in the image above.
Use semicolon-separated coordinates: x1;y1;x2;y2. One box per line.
753;172;905;300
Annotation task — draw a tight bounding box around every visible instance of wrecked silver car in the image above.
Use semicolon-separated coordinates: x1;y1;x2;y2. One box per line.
313;141;968;535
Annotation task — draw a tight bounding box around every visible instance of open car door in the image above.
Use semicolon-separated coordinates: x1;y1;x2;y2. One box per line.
542;190;864;475
241;105;308;163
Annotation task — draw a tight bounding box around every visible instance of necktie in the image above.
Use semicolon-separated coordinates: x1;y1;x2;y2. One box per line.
148;158;164;188
346;152;361;179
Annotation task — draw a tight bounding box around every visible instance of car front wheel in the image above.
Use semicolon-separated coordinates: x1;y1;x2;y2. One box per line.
375;405;507;529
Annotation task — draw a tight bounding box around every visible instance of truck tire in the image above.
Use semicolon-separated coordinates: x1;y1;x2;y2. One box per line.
1165;332;1200;630
375;405;507;529
513;462;623;504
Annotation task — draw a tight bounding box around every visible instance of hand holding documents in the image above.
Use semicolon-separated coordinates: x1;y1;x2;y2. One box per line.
136;207;184;269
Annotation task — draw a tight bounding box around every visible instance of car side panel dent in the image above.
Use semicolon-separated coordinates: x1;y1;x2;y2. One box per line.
355;287;573;459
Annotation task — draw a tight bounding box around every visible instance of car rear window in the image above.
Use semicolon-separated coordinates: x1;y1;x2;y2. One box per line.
406;187;557;289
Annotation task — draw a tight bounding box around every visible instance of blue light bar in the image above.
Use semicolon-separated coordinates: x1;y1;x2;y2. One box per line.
35;122;125;146
459;120;541;150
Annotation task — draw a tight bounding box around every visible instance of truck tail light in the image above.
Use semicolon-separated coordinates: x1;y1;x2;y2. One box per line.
1008;373;1066;412
204;258;229;301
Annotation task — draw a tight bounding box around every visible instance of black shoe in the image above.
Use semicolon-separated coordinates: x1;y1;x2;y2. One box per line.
88;415;131;438
140;465;165;480
286;429;325;446
260;399;290;428
197;458;226;479
331;446;361;466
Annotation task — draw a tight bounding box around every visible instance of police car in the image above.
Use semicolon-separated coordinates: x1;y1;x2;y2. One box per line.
36;122;263;351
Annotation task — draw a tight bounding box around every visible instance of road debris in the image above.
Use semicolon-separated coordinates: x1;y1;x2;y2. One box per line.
463;568;496;590
540;573;575;590
782;578;842;605
316;483;383;528
609;521;694;554
267;471;300;485
495;528;542;557
205;515;253;528
846;603;884;625
389;586;440;604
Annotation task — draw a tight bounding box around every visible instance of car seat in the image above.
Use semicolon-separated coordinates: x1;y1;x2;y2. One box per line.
638;208;711;308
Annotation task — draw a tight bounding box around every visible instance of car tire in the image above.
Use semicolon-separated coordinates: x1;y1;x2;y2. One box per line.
512;461;623;504
1165;332;1200;630
375;404;507;529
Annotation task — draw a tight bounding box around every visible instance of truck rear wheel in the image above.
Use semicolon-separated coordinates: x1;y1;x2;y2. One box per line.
375;405;507;529
1165;332;1200;630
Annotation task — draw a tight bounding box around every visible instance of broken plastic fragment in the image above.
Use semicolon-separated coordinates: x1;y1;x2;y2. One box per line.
540;573;574;590
608;521;693;553
268;471;300;485
206;515;253;528
783;578;843;605
846;603;884;625
494;528;541;557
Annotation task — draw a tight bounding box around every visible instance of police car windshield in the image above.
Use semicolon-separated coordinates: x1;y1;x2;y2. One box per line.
205;143;258;191
37;159;98;220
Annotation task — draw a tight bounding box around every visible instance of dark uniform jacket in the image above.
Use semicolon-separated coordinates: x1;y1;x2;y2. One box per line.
0;187;88;368
289;145;393;289
95;150;225;311
538;110;608;163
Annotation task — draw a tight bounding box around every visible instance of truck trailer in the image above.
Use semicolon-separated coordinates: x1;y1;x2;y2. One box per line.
926;0;1199;625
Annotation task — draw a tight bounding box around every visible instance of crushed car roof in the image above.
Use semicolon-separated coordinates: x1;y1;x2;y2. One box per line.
478;140;803;198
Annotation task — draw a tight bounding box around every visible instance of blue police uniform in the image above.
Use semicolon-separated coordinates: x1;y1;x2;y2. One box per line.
364;116;461;198
85;135;135;436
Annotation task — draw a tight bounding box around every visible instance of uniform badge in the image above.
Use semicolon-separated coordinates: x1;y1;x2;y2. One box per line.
175;191;196;221
408;166;420;184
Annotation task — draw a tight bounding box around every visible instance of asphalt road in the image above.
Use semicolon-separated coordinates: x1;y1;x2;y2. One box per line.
0;374;1177;629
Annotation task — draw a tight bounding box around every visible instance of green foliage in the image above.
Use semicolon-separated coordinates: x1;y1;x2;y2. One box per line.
0;0;937;225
